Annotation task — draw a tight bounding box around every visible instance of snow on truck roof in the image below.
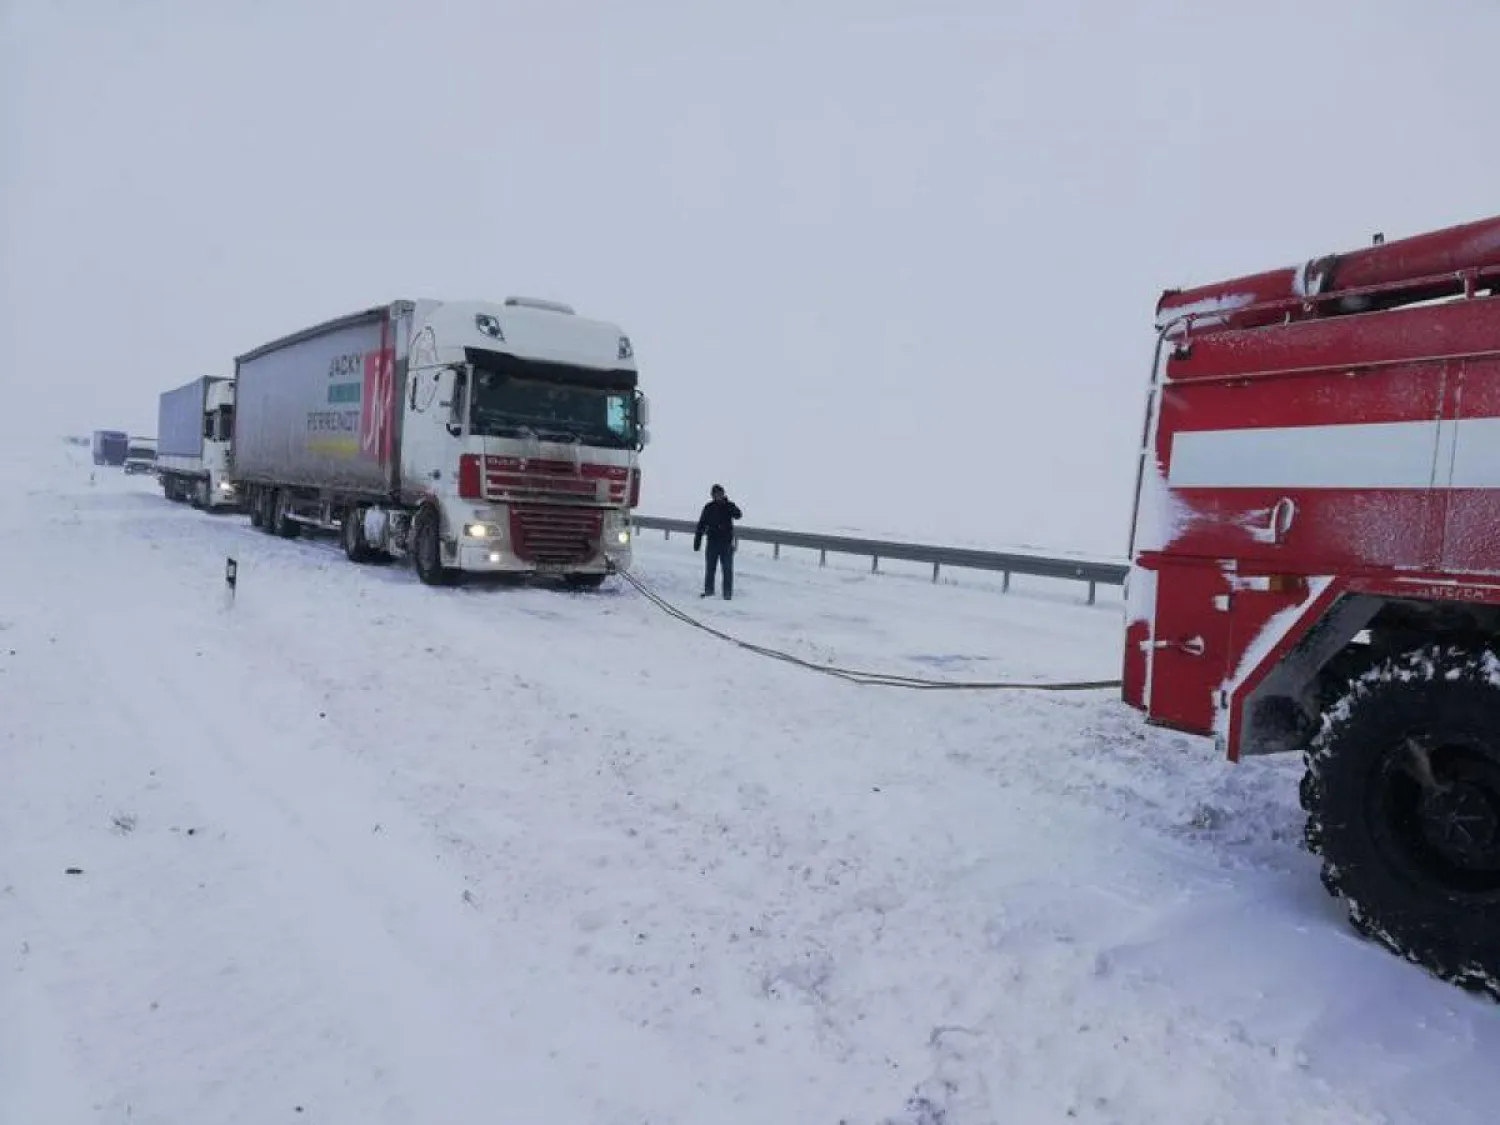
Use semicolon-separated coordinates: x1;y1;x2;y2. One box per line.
234;298;634;372
1155;212;1500;336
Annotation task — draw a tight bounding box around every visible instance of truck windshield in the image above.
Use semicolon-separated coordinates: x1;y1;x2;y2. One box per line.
469;370;637;449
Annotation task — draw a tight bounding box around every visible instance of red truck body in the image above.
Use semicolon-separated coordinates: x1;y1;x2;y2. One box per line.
1124;214;1500;996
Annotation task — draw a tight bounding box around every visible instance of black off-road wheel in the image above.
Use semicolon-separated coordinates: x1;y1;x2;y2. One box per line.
411;505;454;587
1302;644;1500;999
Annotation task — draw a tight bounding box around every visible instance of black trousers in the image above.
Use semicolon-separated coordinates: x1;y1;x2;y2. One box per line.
703;538;733;598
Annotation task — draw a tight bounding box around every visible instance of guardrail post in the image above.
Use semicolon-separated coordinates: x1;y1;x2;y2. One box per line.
1087;580;1097;606
1003;571;1011;593
773;542;781;560
664;528;670;540
819;549;827;567
932;561;940;583
871;555;880;574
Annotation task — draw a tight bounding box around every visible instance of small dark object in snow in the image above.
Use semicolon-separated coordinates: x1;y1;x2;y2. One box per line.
64;868;83;875
186;828;197;836
872;786;881;793
318;711;326;719
295;1108;304;1115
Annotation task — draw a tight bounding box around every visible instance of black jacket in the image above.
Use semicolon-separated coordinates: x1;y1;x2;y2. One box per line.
694;497;742;548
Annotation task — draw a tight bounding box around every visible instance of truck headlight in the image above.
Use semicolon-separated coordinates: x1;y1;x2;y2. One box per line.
615;528;630;546
464;522;501;539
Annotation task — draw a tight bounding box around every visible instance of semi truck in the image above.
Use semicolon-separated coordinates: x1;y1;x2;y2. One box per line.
156;376;239;509
123;436;157;475
91;430;128;466
231;296;648;586
1125;212;1500;998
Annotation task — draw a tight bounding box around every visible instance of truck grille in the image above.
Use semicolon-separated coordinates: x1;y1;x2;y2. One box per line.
484;456;630;505
509;505;603;566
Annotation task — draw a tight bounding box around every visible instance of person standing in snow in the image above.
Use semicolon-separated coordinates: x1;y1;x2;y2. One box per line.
693;483;742;600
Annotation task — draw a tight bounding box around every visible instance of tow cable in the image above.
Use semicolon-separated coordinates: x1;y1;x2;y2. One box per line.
607;562;1123;693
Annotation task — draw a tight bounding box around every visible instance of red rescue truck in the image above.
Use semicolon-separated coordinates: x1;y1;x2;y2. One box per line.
1125;213;1500;997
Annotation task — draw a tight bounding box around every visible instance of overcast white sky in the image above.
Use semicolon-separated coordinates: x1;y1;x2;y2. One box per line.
4;0;1498;555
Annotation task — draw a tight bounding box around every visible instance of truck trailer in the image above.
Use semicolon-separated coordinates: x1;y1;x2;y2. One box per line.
1125;212;1500;998
231;296;648;586
156;376;239;509
91;430;128;466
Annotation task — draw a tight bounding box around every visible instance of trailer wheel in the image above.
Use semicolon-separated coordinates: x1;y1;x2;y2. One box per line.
1303;644;1500;999
248;487;264;529
256;490;278;534
411;505;453;586
271;490;300;539
341;505;375;564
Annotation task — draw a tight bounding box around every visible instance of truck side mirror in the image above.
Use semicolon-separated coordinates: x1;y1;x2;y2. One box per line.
445;367;467;436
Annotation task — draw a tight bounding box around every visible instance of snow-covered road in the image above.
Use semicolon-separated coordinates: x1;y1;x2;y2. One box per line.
3;442;1496;1125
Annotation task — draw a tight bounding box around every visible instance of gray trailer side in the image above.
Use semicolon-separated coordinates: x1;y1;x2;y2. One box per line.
158;378;210;460
232;305;405;499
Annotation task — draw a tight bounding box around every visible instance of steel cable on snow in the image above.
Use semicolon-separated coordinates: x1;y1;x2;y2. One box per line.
609;564;1123;692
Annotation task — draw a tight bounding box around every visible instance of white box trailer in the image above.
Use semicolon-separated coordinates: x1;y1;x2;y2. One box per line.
156;376;239;509
231;297;649;586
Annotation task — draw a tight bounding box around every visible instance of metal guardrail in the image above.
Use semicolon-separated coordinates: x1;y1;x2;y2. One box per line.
631;516;1129;605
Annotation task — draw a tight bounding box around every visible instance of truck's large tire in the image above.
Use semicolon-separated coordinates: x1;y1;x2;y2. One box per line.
341;505;375;564
248;487;265;529
411;505;453;586
1302;644;1500;999
270;490;300;539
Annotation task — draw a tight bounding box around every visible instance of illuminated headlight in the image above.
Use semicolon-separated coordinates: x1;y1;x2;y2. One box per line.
217;480;234;492
464;522;501;539
615;528;630;546
488;551;501;563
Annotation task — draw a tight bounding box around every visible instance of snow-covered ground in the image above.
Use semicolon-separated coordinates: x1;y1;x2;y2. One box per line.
3;440;1497;1125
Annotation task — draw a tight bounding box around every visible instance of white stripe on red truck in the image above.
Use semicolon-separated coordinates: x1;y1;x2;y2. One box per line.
1167;417;1500;491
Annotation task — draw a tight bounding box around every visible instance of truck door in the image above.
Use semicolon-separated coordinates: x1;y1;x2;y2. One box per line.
1146;560;1233;736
